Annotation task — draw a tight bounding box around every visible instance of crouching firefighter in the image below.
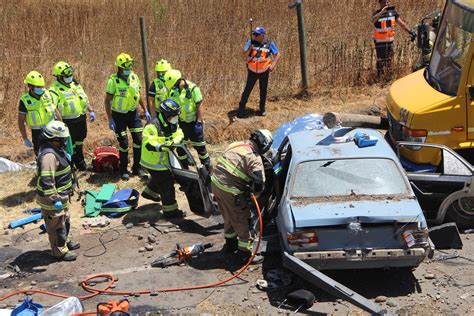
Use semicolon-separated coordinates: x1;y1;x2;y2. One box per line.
36;120;80;261
211;129;273;262
140;99;187;219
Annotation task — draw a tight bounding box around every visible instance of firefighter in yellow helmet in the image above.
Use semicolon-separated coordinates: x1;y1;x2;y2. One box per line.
18;71;59;156
104;53;150;180
211;129;273;263
163;69;211;170
49;61;94;171
148;59;173;121
37;120;80;261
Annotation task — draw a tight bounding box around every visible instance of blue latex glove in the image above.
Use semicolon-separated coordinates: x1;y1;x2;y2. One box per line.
65;152;72;162
108;119;116;132
54;200;63;210
194;122;204;138
145;111;152;123
23;139;33;148
89;111;96;122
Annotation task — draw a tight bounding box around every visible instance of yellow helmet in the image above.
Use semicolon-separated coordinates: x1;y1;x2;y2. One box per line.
24;71;45;87
115;53;134;69
53;61;73;77
155;59;172;72
164;69;182;90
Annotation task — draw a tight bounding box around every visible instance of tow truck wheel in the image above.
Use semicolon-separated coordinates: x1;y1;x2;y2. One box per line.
447;197;474;229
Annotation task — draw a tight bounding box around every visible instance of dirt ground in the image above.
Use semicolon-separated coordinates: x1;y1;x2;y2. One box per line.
0;90;473;314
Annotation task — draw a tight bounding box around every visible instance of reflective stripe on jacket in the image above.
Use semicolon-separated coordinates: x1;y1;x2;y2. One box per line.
36;142;74;208
20;92;56;129
140;114;184;171
50;81;88;119
110;73;141;113
211;141;265;196
373;16;396;43
247;39;272;74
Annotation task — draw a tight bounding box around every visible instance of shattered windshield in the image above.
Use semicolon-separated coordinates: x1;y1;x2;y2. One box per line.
427;1;474;96
291;158;409;198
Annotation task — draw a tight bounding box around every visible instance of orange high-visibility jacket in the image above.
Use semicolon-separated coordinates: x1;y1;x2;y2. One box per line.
246;40;273;74
373;10;398;43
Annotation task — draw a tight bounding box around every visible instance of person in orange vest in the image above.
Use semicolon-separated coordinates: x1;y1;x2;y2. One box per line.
237;26;280;118
372;0;415;77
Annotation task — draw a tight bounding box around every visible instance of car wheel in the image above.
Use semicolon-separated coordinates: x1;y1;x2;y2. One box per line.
446;197;474;229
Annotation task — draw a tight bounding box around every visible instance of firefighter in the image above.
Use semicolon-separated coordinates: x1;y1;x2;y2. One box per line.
37;120;79;261
18;71;58;156
163;69;211;170
140;99;186;219
148;59;173;120
105;53;151;180
372;0;415;77
49;61;95;171
237;26;280;118
211;129;273;262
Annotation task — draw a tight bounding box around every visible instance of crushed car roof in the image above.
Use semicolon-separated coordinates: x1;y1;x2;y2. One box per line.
287;128;399;163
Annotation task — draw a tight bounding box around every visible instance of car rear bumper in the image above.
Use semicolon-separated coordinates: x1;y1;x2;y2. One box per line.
293;247;427;270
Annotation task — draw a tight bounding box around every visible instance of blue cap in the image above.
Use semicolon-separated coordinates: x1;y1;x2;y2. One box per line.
253;26;266;35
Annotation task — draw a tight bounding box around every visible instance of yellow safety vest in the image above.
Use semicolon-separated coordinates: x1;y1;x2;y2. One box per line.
140;116;184;171
169;81;200;123
153;78;169;109
20;92;56;130
110;73;141;113
50;81;89;119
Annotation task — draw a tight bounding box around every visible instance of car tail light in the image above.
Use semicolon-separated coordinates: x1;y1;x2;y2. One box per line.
287;231;318;247
412;227;429;243
403;227;429;247
402;127;427;150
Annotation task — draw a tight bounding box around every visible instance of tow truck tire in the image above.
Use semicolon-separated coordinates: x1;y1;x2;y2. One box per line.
446;197;474;229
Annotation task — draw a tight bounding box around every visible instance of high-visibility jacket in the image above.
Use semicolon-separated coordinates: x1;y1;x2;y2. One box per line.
50;81;89;119
109;73;141;113
152;78;169;108
140;113;184;171
211;141;265;196
373;11;397;43
247;39;273;74
20;91;56;130
36;142;74;211
169;80;202;123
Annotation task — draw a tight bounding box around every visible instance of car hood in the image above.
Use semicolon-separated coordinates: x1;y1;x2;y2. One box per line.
387;69;452;123
290;198;425;228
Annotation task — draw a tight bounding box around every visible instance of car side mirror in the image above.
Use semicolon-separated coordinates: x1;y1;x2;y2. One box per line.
469;85;474;99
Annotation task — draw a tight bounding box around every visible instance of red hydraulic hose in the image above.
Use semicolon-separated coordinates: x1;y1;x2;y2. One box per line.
0;195;263;309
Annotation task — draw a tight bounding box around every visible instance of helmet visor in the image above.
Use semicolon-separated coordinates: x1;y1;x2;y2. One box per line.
62;67;73;77
121;60;134;69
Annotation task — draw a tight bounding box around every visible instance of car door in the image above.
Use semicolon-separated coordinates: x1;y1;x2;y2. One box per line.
169;144;216;217
397;142;474;225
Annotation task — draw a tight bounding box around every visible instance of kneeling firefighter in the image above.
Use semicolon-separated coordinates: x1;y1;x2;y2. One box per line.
211;129;273;261
36;120;80;261
140;99;187;219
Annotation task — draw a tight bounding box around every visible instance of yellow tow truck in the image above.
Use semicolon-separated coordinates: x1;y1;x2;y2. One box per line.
387;0;474;227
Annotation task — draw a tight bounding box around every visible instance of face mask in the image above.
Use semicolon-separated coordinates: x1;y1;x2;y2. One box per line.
63;76;73;84
169;116;179;125
33;87;45;96
122;69;131;76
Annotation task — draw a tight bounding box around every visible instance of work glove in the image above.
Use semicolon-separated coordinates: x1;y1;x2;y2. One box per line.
145;111;152;123
89;111;96;122
409;30;417;42
194;122;204;138
23;139;33;148
108;118;116;132
54;200;63;210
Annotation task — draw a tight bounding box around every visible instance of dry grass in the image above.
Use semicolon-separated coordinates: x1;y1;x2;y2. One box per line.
0;0;444;158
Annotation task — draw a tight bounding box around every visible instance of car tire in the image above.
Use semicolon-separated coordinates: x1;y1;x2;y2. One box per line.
446;197;474;229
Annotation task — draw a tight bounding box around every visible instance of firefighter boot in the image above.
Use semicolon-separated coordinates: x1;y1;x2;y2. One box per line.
67;241;81;250
221;238;238;253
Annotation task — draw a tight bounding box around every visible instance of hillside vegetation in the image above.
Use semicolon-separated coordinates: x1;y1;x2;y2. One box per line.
0;0;443;151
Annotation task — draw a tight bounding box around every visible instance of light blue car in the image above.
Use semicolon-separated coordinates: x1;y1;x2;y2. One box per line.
272;128;431;270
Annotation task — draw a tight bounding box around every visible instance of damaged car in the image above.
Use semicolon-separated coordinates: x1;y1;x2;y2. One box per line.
271;128;431;270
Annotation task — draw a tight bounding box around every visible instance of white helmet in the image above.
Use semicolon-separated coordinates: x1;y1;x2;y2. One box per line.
250;129;273;154
42;120;70;139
